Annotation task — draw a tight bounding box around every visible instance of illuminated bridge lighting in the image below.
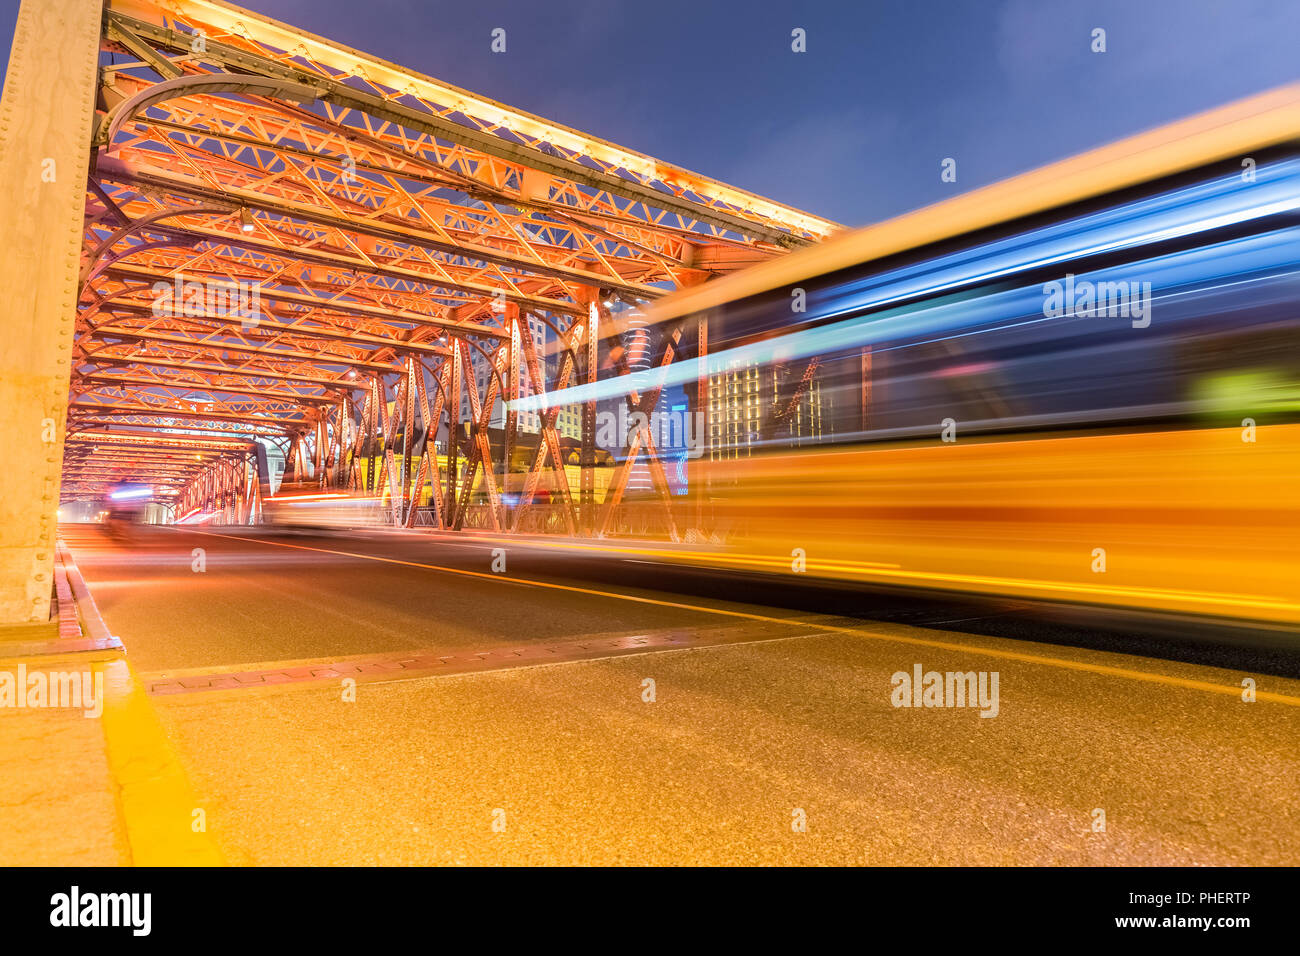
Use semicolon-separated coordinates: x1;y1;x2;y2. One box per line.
1;0;1297;896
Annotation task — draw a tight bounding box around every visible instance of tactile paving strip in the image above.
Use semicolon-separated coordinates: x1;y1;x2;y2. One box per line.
144;620;819;696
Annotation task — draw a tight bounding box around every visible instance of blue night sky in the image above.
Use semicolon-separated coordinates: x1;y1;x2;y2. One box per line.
0;0;1296;227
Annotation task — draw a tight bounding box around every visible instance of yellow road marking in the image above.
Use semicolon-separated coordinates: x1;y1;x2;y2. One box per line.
390;530;1297;613
393;528;902;571
97;657;225;865
190;528;1300;708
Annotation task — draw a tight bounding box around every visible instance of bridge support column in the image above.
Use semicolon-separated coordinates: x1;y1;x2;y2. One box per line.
691;312;710;537
582;300;599;536
573;287;599;536
503;310;520;524
0;0;102;625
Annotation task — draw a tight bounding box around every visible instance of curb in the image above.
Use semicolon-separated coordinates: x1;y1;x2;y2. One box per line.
52;551;82;640
58;536;225;866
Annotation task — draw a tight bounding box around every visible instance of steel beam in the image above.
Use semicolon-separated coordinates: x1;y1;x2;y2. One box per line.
0;0;103;624
21;0;835;537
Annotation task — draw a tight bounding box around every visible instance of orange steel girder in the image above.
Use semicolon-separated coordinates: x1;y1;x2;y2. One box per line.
62;0;838;533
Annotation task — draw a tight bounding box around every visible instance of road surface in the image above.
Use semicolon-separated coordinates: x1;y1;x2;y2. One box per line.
58;523;1300;865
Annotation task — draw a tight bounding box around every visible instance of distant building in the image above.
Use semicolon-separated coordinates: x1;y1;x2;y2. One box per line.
620;306;656;493
458;312;553;433
707;359;825;459
554;404;582;441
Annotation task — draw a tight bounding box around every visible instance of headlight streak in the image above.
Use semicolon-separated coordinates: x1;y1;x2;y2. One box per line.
513;225;1300;413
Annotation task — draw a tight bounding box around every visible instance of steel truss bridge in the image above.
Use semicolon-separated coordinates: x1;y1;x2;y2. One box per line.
30;0;839;548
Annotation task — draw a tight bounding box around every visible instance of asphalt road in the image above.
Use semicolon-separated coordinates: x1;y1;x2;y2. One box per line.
60;523;1300;865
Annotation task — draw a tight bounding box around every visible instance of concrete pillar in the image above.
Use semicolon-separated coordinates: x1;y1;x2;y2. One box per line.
0;0;103;625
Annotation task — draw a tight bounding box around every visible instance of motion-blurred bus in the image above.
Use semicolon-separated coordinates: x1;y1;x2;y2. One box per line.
567;86;1300;627
102;482;153;538
262;482;384;529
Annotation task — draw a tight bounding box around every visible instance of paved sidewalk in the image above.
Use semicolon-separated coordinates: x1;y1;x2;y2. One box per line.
0;570;129;867
0;650;129;865
0;539;219;866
